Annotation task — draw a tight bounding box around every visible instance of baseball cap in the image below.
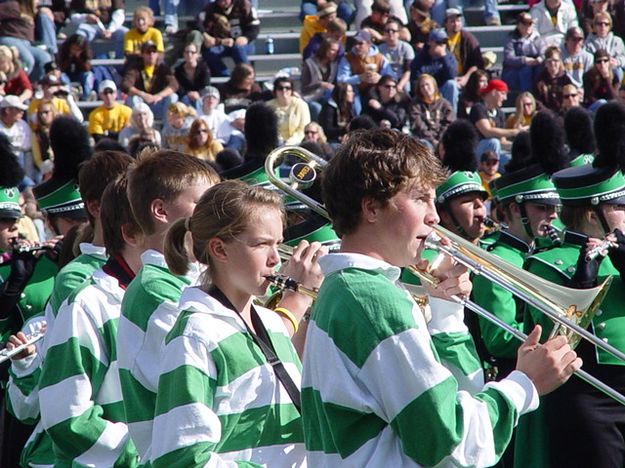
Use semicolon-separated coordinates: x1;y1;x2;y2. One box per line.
141;40;158;52
317;2;337;17
481;79;508;94
201;85;220;99
353;30;372;44
98;80;117;94
428;28;448;43
445;7;463;19
0;95;27;111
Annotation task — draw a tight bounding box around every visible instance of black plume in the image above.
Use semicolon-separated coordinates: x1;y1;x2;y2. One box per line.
593;101;625;171
49;116;92;180
564;107;596;156
244;102;278;161
0;133;24;187
528;110;569;175
505;131;531;173
441;120;478;172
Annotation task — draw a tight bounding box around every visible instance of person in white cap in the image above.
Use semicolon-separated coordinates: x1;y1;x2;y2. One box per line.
0;96;32;178
88;80;132;142
198;85;227;138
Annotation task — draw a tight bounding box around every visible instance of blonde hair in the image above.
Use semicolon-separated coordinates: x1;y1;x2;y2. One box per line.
164;180;285;278
134;6;155;25
0;46;19;76
168;101;196;119
416;73;441;101
512;92;536;128
304;122;328;143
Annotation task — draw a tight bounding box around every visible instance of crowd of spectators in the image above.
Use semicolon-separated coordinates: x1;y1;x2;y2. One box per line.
7;0;625;192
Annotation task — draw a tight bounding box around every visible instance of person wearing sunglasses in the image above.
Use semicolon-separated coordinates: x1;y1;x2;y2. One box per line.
534;46;572;113
561;26;594;89
379;18;414;93
584;11;625;82
87;80;132;142
583;48;619;111
268;76;311;146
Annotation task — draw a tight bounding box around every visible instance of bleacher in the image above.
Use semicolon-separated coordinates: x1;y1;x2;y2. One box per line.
71;0;530;117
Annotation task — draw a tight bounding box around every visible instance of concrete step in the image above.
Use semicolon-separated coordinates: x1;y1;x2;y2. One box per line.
464;3;529;26
465;25;514;47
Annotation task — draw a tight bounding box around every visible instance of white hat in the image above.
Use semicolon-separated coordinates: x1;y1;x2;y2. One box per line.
98;80;117;94
0;95;27;111
227;109;246;122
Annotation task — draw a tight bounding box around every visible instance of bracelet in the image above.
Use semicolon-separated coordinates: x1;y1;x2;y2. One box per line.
274;307;299;333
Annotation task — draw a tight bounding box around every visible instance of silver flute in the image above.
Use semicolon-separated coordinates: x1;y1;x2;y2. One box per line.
0;328;46;365
585;239;619;262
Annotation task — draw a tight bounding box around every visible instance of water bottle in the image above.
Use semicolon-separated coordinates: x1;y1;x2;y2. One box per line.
265;37;274;55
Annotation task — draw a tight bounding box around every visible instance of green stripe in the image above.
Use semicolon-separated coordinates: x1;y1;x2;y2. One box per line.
152;443;260;468
101;318;119;362
101;400;128;424
165;309;194;346
212;333;267;386
41;338;106;390
266;330;302;372
431;331;482;375
218;404;303;452
474;388;517;456
154;365;215;417
119;368;157;423
301;387;387;457
313;269;417;367
48;406;107;459
49;254;106;315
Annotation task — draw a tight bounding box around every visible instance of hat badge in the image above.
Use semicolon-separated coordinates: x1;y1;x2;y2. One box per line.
591;196;599;205
4;188;15;198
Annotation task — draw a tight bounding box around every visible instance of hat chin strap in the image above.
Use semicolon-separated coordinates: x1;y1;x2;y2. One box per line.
518;203;536;240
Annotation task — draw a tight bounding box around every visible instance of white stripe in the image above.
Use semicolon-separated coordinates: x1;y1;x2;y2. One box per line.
485;370;539;417
95;360;123;406
7;378;40;421
40;374;94;428
74;420;132;466
127;419;154;462
220;443;306;467
427;297;468;334
151;402;222;461
159;334;216;379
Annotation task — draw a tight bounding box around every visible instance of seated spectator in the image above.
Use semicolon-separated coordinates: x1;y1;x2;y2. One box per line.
123;6;164;60
27;74;83;127
118;103;162;148
219;63;263;113
457;68;488;119
174;42;211;112
71;0;127;59
267;76;311;145
302;121;335;159
0;96;31;176
199;85;227;138
409;73;454;148
410;28;458;112
584;11;625;81
87;80;132;142
300;2;338;53
185;118;223;161
58;34;95;101
583;48;619;111
534;46;572;113
217;108;246;151
470;79;523;162
406;0;438;54
195;0;260;77
506;92;538;129
443;8;484;89
31;98;55;173
318;82;355;143
0;45;31;102
478;150;501;199
337;30;392;107
300;0;354;26
301;37;340;120
530;0;579;48
580;0;623;38
560;83;582;114
502;12;545;92
122;40;179;120
561;26;594;88
363;74;410;129
33;2;58;56
354;0;408;30
360;0;410;44
0;0;51;82
162;102;195;152
303;17;346;61
379;18;415;93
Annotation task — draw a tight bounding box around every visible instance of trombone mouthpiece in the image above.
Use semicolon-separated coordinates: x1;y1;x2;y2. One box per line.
424;231;443;251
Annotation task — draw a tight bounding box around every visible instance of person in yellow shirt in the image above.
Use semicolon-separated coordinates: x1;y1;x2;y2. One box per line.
123;6;165;59
300;2;338;53
88;80;132;142
27;75;84;129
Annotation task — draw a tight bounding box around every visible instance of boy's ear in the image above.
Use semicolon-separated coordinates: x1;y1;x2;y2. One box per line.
85;199;100;220
361;196;382;224
150;198;168;225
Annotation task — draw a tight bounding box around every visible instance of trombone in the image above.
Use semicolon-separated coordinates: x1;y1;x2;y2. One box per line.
263;145;625;405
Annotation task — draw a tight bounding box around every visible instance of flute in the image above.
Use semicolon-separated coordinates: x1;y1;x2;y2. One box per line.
0;328;46;365
585;239;619;262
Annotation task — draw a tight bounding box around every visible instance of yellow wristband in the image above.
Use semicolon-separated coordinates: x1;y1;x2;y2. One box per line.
274;307;299;333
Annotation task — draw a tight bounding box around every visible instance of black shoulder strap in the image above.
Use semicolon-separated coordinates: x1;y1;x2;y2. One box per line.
208;286;301;413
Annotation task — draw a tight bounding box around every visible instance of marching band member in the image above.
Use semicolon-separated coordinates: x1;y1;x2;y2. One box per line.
301;129;581;467
117;151;219;466
39;176;140;466
518;102;625;468
151;180;305;467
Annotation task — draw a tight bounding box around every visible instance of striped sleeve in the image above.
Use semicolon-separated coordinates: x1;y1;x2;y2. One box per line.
151;332;260;468
39;294;136;467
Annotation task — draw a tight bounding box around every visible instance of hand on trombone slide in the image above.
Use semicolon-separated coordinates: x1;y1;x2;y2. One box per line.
416;241;472;302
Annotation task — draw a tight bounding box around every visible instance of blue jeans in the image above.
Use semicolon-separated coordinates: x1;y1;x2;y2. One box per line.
440;79;459;112
502;65;537;93
225;132;245;152
127;93;178;121
35;12;57;54
182;94;203;113
203;43;255;77
151;0;215;28
432;0;500;24
300;1;355;25
0;36;51;82
76;24;127;58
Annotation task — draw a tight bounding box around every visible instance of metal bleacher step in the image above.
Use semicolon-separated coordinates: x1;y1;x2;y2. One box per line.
464;3;529;25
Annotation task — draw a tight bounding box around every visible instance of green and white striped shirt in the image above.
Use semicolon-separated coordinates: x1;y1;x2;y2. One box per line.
302;253;539;467
151;286;305;467
117;249;198;465
39;268;138;467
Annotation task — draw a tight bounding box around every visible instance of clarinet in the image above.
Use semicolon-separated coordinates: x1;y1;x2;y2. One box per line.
543;224;562;246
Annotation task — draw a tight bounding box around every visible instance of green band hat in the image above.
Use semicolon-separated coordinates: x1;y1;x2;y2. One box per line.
552;165;625;206
0;185;21;219
492;164;560;206
569;154;595;167
32;178;84;215
436;171;487;204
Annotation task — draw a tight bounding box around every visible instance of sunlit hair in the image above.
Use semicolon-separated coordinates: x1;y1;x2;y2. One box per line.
416;73;441;101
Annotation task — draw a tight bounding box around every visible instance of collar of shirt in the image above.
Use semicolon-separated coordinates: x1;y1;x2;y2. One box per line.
140;248;204;284
78;242;107;259
319;252;401;282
